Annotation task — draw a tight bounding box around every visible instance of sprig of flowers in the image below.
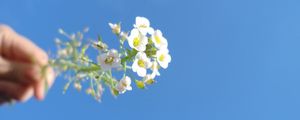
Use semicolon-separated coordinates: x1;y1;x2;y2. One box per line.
50;16;171;101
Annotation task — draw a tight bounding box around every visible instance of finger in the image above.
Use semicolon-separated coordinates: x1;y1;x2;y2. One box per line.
20;86;34;102
0;58;55;85
0;80;34;102
0;58;41;84
0;57;56;100
0;98;6;105
46;67;55;88
0;93;11;105
0;57;12;80
34;67;55;100
34;79;45;100
0;24;48;66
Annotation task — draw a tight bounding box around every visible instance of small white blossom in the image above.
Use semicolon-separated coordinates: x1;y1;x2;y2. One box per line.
144;74;154;81
156;48;171;69
74;83;82;91
151;30;168;49
54;38;61;44
98;49;121;71
127;29;148;52
57;47;73;57
108;23;121;34
132;52;152;77
116;76;132;94
142;62;160;84
57;49;67;57
92;41;108;51
150;61;160;78
134;16;154;35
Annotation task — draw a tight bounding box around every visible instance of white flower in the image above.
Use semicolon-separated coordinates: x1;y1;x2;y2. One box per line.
150;61;160;79
156;48;171;69
116;76;132;94
127;29;148;52
132;52;152;77
57;47;73;57
108;23;121;34
98;49;121;71
151;30;168;49
134;16;154;35
74;83;82;91
142;62;159;84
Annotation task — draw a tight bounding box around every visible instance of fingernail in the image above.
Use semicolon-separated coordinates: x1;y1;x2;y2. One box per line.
34;81;45;101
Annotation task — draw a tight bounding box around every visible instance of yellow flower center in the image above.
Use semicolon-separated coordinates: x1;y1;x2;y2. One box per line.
122;82;127;87
105;56;114;65
139;24;147;28
133;37;140;47
159;54;165;62
154;35;161;44
138;59;146;68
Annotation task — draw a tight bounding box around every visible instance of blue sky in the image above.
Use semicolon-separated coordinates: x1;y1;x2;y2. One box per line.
1;0;300;120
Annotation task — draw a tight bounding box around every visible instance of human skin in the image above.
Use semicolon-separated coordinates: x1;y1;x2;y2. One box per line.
0;24;55;104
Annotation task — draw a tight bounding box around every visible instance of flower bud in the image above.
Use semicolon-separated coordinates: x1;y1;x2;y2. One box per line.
74;83;82;91
109;23;121;34
135;80;145;89
58;28;65;34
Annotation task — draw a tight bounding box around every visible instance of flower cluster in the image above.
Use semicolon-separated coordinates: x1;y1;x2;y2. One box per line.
50;17;171;101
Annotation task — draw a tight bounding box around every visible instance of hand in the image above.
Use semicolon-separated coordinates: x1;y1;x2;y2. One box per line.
0;24;55;104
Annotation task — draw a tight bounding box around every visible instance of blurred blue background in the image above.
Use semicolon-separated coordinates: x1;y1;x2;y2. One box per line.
1;0;300;120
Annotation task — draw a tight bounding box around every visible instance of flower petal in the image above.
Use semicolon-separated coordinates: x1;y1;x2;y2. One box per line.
135;16;150;27
137;68;147;77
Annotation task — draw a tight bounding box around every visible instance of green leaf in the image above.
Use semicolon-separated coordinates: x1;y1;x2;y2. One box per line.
145;43;157;57
97;35;103;42
111;88;119;96
123;48;138;62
